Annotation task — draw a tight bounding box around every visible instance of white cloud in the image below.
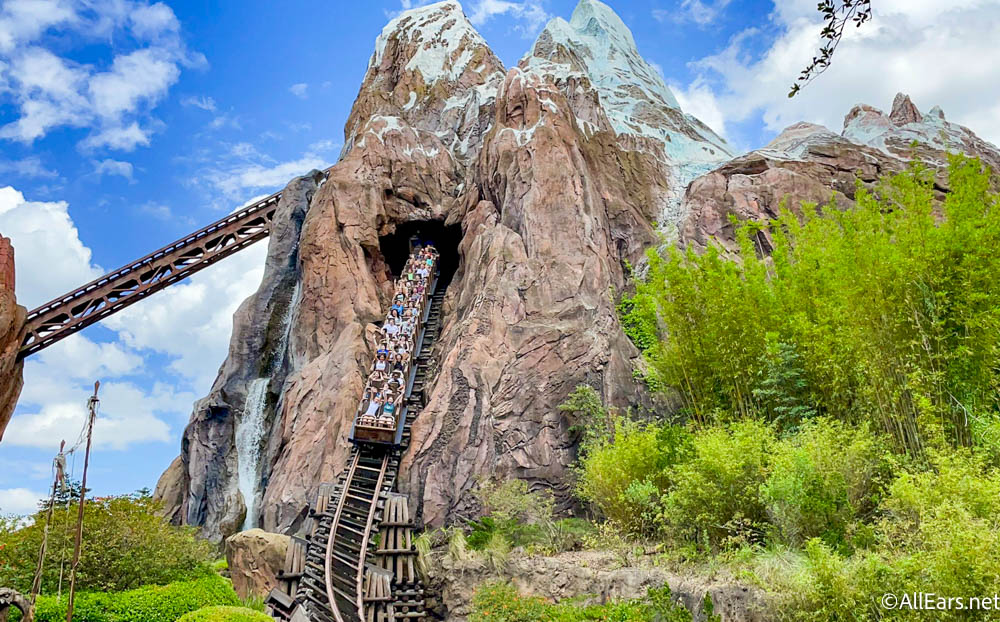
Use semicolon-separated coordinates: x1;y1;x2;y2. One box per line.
655;0;733;26
0;0;76;53
207;111;241;130
289;82;308;99
129;2;179;40
0;185;101;308
0;487;47;515
0;1;198;151
79;121;151;151
88;48;180;119
26;335;142;385
0;155;57;178
684;0;1000;148
671;77;728;140
105;244;267;389
181;94;216;111
212;155;328;198
466;0;549;34
5;391;172;451
140;201;173;220
94;158;134;179
196;140;330;202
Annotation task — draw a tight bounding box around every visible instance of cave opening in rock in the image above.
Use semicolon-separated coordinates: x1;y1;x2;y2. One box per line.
379;220;462;287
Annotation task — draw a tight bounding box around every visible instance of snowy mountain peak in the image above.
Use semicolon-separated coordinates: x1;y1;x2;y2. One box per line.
842;93;1000;171
527;0;681;116
569;0;641;58
522;0;729;173
372;0;491;86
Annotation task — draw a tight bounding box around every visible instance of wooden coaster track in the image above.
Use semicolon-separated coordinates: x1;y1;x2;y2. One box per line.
267;275;446;622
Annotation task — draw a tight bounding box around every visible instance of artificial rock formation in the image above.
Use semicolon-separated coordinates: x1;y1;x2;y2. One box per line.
422;549;767;622
0;237;25;444
157;0;724;540
156;0;1000;544
225;528;290;600
679;94;1000;252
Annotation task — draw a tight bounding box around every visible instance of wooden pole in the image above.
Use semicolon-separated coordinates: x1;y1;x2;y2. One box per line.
29;440;65;606
65;382;98;622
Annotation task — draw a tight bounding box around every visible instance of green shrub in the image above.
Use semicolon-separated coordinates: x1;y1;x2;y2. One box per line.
754;453;1000;621
761;419;889;547
661;420;775;549
469;582;550;622
0;490;214;593
876;451;1000;602
469;582;712;622
28;574;241;622
177;605;272;622
576;418;690;534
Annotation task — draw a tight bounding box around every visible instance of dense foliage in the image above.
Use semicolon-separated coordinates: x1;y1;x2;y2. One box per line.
0;491;215;593
469;582;719;622
572;158;1000;619
176;605;272;622
20;574;241;622
626;156;1000;455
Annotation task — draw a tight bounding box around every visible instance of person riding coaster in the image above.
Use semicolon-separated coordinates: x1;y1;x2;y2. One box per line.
352;246;438;439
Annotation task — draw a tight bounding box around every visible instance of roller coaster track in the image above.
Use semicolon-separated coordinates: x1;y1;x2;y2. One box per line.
18;170;328;359
284;285;444;622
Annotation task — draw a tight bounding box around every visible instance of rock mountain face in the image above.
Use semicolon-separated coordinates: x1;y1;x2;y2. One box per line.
680;93;1000;252
155;0;1000;541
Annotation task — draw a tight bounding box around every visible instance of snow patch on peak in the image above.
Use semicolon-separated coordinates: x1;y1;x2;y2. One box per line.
373;0;489;85
522;0;731;168
569;0;642;66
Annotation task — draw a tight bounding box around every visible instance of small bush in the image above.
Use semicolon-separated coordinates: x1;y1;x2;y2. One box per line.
761;419;889;548
877;451;1000;602
576;418;690;533
177;605;272;622
661;420;775;549
469;582;711;622
28;574;241;622
469;582;550;622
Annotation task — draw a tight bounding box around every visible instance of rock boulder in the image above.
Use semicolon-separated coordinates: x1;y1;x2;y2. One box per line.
225;529;290;600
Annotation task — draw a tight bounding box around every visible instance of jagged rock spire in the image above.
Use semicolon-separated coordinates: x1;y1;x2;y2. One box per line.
889;92;922;125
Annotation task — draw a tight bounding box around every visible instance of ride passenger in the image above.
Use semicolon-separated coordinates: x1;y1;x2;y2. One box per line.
379;393;399;428
360;394;382;426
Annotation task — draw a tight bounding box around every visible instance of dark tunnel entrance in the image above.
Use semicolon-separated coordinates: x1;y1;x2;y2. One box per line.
379;220;462;287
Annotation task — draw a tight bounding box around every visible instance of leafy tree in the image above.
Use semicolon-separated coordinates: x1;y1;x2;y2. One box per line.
752;335;817;432
0;490;214;594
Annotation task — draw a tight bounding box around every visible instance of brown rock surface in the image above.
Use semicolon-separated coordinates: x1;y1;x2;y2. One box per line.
423;549;769;622
0;237;25;444
678;123;904;253
225;528;290;599
679;94;1000;251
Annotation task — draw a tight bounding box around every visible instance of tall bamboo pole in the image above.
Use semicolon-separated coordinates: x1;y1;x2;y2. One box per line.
65;382;99;622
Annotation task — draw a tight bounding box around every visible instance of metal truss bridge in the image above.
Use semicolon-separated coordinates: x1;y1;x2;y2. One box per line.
19;182;305;359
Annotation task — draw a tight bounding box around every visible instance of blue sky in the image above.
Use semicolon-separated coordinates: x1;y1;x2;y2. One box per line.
2;0;999;515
